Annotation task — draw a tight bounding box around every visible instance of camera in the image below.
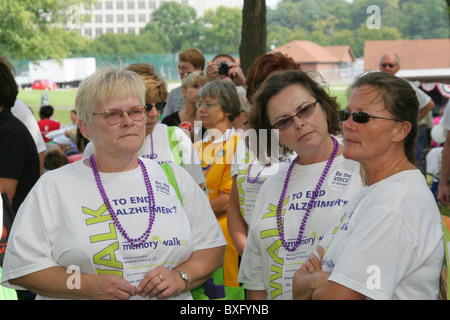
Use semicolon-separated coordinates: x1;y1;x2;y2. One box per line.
218;61;230;75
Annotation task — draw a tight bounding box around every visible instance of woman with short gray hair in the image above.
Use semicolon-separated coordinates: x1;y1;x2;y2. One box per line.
2;65;226;300
194;79;242;288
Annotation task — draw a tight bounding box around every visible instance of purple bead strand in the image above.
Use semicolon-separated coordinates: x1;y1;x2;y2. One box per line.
246;158;267;184
276;137;339;252
90;154;156;247
149;134;157;159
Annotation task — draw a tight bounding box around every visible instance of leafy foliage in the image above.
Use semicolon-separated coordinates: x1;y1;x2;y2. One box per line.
0;0;94;61
267;0;449;57
2;0;449;61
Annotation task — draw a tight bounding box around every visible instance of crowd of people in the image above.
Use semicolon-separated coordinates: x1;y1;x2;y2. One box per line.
0;47;448;300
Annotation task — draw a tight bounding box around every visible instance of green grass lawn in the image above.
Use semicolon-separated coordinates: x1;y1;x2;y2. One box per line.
18;89;77;125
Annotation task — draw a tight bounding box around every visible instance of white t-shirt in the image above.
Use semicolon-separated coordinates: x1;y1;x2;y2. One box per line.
1;158;226;300
11;98;46;153
230;139;296;228
320;169;444;300
162;86;184;120
84;123;205;186
406;80;433;126
440;100;450;131
238;155;363;300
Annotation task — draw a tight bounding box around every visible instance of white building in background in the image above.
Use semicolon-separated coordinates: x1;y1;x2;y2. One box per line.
78;0;244;39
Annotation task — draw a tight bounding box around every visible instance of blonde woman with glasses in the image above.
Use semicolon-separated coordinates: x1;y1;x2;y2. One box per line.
2;66;226;300
83;63;205;188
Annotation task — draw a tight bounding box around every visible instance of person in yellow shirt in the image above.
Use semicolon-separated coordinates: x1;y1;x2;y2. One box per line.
194;80;242;287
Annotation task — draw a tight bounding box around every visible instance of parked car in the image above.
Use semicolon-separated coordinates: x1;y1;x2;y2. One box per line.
31;79;57;90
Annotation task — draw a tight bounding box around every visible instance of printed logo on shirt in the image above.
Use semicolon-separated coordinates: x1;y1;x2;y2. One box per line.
328;169;353;191
154;180;172;198
83;204;124;277
122;235;189;251
108;196;178;216
258;199;326;299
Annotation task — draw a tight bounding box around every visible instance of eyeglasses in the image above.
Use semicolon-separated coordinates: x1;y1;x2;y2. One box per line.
380;63;396;68
177;65;191;72
93;105;146;126
196;101;217;109
271;101;318;130
146;101;166;112
338;110;401;123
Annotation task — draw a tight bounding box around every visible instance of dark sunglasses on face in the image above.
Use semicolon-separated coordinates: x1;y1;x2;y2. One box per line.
380;63;396;68
145;101;166;112
271;101;318;130
338;110;401;123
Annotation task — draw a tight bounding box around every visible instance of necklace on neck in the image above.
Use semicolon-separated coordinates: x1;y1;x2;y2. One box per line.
277;136;339;252
149;133;157;159
247;158;267;184
89;154;156;247
199;129;234;176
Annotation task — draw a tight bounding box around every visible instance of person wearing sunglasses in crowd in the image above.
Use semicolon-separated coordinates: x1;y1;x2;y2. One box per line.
238;70;363;300
1;65;226;300
83;63;205;188
292;71;444;300
379;51;435;174
162;71;206;142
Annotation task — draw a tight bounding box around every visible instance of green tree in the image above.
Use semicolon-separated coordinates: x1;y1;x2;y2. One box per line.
267;25;295;50
0;0;94;61
82;33;169;56
200;6;242;54
143;2;202;53
353;23;402;57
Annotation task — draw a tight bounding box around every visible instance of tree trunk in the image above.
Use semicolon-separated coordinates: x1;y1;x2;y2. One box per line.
446;0;450;38
239;0;266;76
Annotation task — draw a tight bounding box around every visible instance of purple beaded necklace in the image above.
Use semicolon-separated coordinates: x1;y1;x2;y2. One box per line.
149;134;157;159
277;136;339;252
246;158;267;184
89;154;156;247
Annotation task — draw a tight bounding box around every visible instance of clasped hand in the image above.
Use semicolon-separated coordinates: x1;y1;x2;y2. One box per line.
293;245;331;299
97;266;184;300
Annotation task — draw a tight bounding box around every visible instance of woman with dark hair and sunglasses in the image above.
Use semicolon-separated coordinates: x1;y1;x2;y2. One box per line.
293;71;444;300
83;63;205;188
238;69;363;300
1;65;226;300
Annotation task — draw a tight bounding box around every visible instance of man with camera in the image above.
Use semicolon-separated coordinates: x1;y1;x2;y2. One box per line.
206;54;247;89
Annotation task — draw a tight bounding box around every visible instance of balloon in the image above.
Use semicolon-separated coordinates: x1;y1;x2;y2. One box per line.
431;124;447;144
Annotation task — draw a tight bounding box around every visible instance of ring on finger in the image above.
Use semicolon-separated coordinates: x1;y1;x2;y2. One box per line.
309;267;315;273
159;274;163;282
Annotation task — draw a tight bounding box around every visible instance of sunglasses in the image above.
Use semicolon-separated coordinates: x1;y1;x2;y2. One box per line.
338;110;401;123
380;63;396;68
145;101;166;112
271;101;317;130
